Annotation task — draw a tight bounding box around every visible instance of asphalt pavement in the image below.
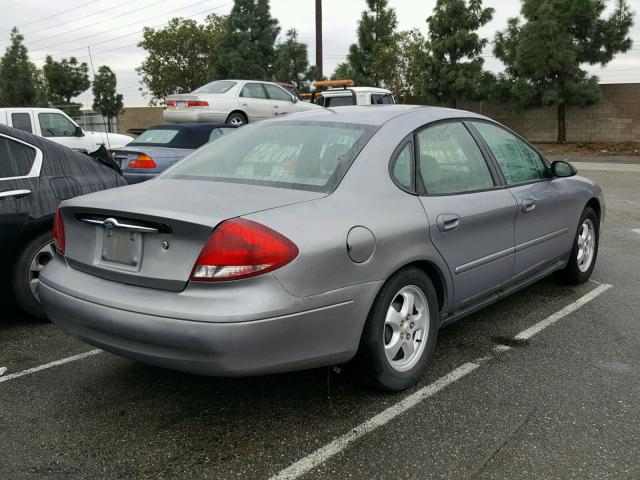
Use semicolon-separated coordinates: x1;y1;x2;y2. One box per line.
1;158;639;480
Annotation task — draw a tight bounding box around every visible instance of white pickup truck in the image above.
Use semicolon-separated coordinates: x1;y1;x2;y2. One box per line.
0;107;132;153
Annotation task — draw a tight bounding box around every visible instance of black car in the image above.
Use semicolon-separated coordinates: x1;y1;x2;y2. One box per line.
0;124;126;318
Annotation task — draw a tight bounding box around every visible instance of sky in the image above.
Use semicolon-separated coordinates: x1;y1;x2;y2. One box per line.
1;0;639;107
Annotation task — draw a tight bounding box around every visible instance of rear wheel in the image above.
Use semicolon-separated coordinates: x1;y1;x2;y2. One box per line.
556;207;599;284
12;230;54;319
226;112;247;127
354;267;439;391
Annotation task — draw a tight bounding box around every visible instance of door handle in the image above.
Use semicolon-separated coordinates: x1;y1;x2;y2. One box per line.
522;198;537;213
273;105;279;108
241;103;248;107
437;214;460;232
0;189;31;199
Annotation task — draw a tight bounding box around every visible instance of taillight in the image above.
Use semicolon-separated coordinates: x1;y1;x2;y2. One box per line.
166;100;176;107
186;100;209;107
190;218;298;282
52;207;65;255
128;154;157;169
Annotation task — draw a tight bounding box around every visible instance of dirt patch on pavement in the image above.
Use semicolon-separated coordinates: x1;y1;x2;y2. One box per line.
533;142;640;157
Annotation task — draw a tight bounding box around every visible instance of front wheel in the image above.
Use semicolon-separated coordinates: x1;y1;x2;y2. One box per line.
12;230;55;319
353;267;439;391
557;207;599;284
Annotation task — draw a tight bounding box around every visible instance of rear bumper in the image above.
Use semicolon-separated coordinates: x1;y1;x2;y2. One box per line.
163;109;228;124
38;257;380;376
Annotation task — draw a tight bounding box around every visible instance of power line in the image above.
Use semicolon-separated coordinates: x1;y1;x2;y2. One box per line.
22;0;132;38
30;0;223;60
28;0;173;47
0;0;101;34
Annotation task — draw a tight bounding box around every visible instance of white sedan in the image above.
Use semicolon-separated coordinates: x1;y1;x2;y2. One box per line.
164;80;321;126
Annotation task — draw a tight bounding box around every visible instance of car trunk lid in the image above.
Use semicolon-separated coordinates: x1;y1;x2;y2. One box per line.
60;179;325;291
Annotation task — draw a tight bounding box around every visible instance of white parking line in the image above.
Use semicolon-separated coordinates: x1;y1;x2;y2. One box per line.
0;349;102;384
632;229;640;235
0;367;7;376
514;283;611;341
269;362;481;480
270;282;613;480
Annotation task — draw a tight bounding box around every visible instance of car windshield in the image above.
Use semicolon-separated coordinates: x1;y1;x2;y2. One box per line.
193;80;237;94
130;129;179;145
161;121;377;192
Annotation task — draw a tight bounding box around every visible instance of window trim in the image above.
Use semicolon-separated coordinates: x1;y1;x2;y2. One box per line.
388;135;417;194
466;119;552;188
239;82;269;100
0;133;42;182
413;118;503;197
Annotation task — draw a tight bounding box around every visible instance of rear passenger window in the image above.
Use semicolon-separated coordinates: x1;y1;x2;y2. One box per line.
391;142;414;190
0;136;37;179
417;122;494;194
472;121;547;185
11;113;32;133
240;83;267;99
371;94;393;104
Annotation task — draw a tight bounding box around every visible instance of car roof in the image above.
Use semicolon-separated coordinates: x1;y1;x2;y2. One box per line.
128;123;236;149
276;105;487;126
322;87;392;96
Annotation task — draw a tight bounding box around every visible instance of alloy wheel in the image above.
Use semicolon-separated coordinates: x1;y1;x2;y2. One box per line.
577;219;596;273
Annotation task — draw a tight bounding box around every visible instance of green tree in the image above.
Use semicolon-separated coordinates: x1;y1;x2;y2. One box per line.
273;29;309;90
43;56;90;105
494;0;633;143
92;66;123;132
424;0;494;109
0;28;37;107
331;62;355;81
137;14;227;104
346;0;397;86
217;0;280;79
30;64;50;107
373;29;429;102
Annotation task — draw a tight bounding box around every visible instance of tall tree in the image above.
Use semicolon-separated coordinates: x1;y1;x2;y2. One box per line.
273;29;309;90
346;0;397;86
331;62;355;81
0;28;37;107
494;0;633;143
138;14;226;104
92;65;123;132
43;56;90;104
424;0;494;109
373;30;429;103
217;0;280;79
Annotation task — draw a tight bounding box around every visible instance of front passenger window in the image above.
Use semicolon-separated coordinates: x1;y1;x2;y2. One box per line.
472;121;547;185
417;122;494;194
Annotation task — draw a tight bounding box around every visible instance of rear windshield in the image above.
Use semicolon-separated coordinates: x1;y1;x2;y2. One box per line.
193;80;236;94
130;129;179;145
325;96;355;107
161;121;377;192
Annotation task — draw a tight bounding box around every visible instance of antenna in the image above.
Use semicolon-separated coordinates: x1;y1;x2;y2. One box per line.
87;46;112;151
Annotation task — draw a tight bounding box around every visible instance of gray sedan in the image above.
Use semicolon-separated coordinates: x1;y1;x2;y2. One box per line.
38;106;603;391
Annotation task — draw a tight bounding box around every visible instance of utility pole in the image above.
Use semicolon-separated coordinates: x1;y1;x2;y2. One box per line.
315;0;323;79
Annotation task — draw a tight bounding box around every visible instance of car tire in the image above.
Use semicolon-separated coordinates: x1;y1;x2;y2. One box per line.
11;230;55;319
226;112;247;127
556;206;599;284
353;267;439;391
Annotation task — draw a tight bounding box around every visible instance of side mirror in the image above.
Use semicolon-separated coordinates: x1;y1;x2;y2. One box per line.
291;95;298;103
74;126;85;137
551;160;576;178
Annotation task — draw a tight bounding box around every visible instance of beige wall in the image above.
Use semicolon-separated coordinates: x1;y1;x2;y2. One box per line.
117;107;167;135
119;83;640;143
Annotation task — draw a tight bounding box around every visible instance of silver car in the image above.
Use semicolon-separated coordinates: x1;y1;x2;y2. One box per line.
39;106;604;391
164;80;321;126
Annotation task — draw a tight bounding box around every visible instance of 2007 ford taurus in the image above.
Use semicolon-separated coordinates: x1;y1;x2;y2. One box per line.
39;106;603;391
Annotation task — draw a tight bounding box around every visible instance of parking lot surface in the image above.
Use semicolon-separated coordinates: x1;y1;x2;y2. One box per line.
1;158;639;480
